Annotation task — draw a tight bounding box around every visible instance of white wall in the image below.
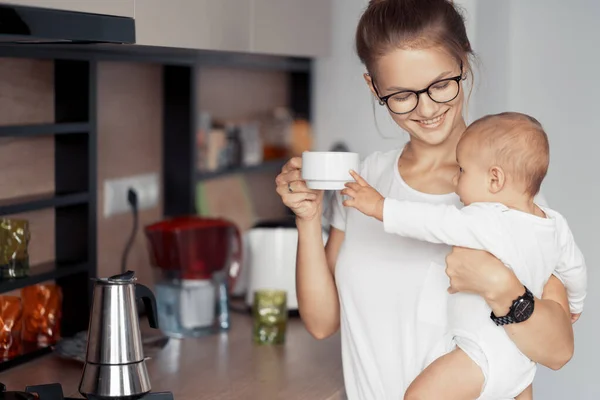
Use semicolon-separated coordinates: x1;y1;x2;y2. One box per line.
472;3;600;396
312;0;404;155
496;2;599;399
313;0;599;398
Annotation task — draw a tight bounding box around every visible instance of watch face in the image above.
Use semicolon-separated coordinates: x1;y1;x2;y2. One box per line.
513;299;534;322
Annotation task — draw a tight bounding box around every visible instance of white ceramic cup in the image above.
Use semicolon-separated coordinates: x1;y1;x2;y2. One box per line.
301;151;360;190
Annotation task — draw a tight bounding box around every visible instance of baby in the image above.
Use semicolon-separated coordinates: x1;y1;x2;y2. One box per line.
342;112;587;400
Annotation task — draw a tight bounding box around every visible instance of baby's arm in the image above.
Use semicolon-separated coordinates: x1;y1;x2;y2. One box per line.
382;198;501;251
548;210;587;318
342;170;501;251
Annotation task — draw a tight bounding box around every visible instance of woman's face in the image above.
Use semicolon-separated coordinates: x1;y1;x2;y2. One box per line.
366;47;466;147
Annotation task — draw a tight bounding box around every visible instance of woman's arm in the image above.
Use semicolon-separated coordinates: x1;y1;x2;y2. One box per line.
295;222;344;339
275;157;344;340
446;247;574;370
487;272;573;370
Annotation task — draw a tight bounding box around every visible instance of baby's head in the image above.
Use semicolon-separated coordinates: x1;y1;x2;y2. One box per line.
455;112;549;206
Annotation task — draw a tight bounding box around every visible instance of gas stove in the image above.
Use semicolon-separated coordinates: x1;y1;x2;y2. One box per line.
0;382;174;400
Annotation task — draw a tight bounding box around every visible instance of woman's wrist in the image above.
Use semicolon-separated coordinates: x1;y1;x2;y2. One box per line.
484;268;526;317
295;214;323;231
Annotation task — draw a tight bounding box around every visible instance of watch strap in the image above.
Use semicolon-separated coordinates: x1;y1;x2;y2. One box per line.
490;286;533;326
490;312;515;326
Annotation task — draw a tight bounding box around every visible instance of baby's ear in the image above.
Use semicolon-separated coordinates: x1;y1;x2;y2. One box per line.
488;165;505;194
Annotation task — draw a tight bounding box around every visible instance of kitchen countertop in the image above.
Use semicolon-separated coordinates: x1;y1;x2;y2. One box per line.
0;312;345;400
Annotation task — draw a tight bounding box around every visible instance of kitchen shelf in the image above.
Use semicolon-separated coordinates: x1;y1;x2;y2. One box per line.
0;122;90;137
196;159;287;181
0;59;97;373
0;42;312;73
0;261;89;294
0;192;89;216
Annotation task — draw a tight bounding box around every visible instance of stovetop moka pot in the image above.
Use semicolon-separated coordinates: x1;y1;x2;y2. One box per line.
79;270;159;400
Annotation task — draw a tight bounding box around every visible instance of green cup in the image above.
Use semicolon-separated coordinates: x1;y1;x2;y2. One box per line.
252;289;288;345
0;218;30;279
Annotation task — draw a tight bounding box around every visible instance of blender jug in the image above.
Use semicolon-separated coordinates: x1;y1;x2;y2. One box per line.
144;216;242;338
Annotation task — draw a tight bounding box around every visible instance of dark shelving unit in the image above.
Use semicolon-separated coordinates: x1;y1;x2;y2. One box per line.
0;122;90;137
0;192;89;216
0;261;88;294
0;40;311;371
0;59;97;371
163;65;197;217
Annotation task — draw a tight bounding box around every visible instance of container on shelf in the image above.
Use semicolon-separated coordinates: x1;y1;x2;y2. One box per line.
21;283;63;346
0;218;30;280
260;107;293;161
0;295;22;360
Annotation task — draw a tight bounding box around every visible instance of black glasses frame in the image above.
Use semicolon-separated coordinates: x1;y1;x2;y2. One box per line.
372;67;465;115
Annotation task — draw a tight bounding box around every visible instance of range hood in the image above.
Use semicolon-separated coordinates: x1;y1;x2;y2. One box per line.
0;3;135;44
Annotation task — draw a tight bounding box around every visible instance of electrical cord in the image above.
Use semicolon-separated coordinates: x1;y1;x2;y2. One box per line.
121;188;139;274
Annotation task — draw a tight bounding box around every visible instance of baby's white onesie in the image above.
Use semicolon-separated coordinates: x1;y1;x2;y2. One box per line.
383;200;587;400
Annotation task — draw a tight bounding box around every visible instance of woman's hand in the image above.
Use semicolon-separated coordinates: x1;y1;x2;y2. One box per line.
446;246;575;370
275;157;324;222
445;247;524;316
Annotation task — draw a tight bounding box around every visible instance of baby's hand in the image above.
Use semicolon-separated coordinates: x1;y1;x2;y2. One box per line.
341;170;385;221
571;313;581;324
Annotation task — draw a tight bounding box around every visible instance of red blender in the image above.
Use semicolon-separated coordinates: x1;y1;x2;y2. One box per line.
144;216;242;338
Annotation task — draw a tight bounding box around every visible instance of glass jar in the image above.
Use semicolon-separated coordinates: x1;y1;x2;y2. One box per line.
0;218;30;279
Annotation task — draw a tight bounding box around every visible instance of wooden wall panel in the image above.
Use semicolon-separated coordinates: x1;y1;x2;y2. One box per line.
197;67;289;121
0;59;54;126
0;136;54;199
96;62;163;286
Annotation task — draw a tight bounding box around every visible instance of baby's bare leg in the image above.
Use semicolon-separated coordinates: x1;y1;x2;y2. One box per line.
404;348;484;400
515;384;533;400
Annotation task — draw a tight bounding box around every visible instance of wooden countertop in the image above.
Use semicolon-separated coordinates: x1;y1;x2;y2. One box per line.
0;312;345;400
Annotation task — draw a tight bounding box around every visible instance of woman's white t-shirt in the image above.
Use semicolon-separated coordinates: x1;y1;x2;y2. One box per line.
326;146;463;400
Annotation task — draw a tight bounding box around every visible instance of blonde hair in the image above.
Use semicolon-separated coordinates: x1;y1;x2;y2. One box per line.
463;112;549;196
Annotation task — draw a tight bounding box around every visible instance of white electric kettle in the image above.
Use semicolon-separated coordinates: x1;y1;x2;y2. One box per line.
233;219;328;311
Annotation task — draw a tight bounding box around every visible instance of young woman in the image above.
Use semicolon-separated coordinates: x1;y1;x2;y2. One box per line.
275;0;574;398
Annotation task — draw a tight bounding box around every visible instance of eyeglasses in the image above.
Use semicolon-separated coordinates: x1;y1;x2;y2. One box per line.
372;70;465;115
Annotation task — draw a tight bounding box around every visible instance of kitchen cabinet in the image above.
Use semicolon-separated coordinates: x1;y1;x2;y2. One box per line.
251;0;332;57
207;0;253;53
0;0;135;18
136;0;330;57
135;0;252;53
4;0;333;57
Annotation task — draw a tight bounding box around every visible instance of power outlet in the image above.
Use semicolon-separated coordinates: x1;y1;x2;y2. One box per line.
103;173;160;218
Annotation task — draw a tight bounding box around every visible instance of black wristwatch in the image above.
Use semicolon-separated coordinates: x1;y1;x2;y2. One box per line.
490;286;535;326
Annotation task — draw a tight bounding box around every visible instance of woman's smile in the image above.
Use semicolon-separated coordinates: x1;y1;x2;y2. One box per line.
412;109;449;129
